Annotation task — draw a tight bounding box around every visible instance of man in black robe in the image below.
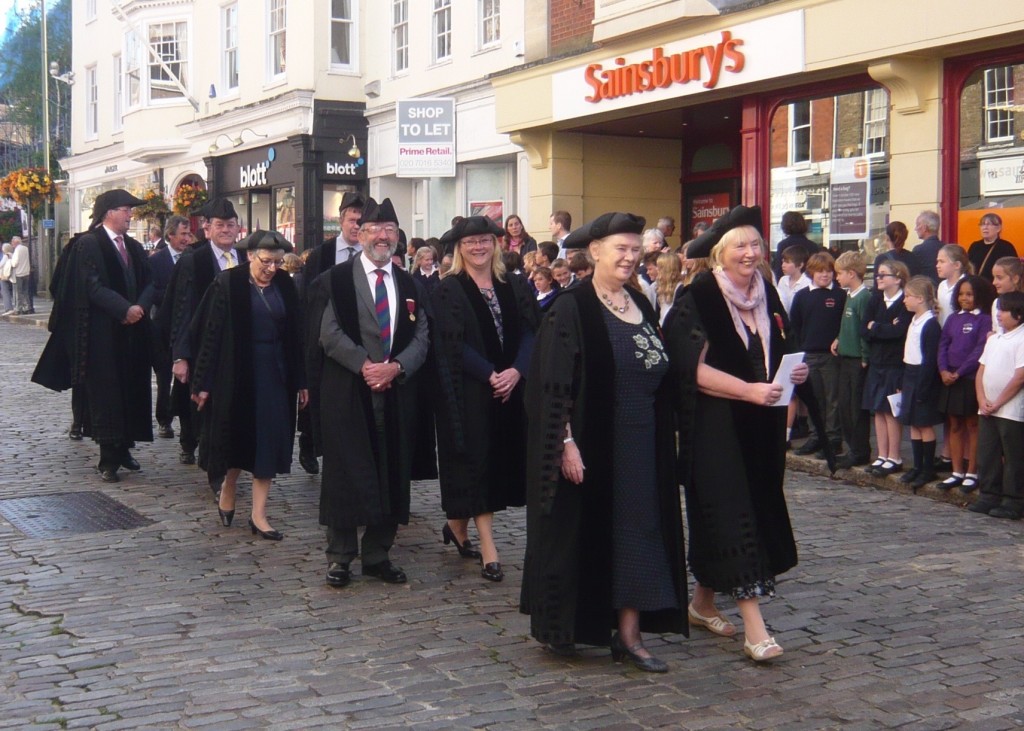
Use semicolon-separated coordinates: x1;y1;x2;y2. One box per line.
160;198;240;492
307;197;429;588
34;189;155;483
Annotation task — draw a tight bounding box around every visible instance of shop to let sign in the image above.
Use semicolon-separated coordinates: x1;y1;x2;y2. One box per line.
396;98;456;178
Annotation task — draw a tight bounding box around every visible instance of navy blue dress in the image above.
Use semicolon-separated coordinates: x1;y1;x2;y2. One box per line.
250;281;293;478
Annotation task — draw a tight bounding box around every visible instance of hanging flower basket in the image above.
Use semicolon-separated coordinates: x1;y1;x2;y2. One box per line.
0;167;60;216
134;188;172;222
173;183;208;215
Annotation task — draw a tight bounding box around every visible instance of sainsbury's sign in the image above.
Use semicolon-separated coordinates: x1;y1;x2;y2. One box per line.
551;11;805;122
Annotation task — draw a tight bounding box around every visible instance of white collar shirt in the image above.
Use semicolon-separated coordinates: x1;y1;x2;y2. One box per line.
336;236;362;264
212;246;236;271
359;254;398;341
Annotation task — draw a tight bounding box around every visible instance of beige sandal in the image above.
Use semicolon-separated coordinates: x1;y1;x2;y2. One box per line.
743;636;783;662
687;604;737;637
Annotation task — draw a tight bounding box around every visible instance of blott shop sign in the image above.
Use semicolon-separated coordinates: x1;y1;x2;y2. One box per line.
551;11;805;122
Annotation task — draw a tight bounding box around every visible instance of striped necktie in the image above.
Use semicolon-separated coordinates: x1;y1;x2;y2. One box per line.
375;269;391;359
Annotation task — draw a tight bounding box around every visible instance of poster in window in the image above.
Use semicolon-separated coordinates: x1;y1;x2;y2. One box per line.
469;200;503;224
830;157;870;239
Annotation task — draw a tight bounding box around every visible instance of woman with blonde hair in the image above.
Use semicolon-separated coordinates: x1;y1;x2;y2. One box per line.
655;251;683;324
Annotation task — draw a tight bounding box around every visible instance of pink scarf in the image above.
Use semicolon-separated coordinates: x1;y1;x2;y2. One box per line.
712;268;771;374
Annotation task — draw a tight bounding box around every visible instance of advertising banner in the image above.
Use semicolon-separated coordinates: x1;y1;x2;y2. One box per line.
397;98;456;178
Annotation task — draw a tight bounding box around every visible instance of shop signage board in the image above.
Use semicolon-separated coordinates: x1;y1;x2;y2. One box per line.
396;98;456;178
980;155;1024;196
830;157;871;239
551;11;805;122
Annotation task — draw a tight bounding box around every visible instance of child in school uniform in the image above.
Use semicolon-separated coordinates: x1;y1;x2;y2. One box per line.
969;291;1024;520
831;251;872;467
935;244;969;327
989;256;1024;335
776;246;811;315
937;275;994;492
862;260;913;477
898;276;943;490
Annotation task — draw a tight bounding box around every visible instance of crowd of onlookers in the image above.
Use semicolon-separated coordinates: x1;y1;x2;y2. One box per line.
0;236;35;315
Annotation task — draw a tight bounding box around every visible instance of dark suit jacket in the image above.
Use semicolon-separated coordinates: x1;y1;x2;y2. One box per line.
912;236;943;285
149;246;176;312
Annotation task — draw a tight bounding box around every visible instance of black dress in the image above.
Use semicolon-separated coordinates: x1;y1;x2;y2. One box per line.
604;309;677;611
250;282;293;478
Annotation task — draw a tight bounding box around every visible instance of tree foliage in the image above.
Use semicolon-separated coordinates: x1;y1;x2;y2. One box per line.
0;0;71;175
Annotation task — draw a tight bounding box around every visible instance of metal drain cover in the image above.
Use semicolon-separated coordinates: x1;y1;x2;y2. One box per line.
0;491;153;538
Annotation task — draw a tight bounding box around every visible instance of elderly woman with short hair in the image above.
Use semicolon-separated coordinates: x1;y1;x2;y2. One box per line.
191;230;308;540
968;212;1017;283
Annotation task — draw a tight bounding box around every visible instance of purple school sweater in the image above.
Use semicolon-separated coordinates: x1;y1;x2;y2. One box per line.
938;309;991;377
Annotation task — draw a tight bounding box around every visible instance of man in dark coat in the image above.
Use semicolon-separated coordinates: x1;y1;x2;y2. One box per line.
160;198;240;489
34;189;155;483
149;215;192;439
911;210;943;285
306;197;429;589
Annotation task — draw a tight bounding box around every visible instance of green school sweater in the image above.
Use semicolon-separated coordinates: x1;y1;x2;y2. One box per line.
836;285;871;360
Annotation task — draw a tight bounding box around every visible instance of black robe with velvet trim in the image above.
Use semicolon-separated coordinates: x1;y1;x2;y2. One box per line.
190;267;306;478
520;281;687;647
431;271;540;518
663;271;798;593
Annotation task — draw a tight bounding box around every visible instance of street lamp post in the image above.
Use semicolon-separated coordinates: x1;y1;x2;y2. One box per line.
40;0;51;290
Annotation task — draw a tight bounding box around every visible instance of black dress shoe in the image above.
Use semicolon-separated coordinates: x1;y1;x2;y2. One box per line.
481;562;504;582
362;561;407;584
968;499;997;514
218;507;234;527
933;457;954;473
610;632;668;673
911;472;936;491
68;424;83;440
836;455;869;470
326;562;351;588
442;523;482;559
179;449;196;465
157;423;175;439
794;439;821;456
546;643;578;657
99;468;120;483
248;518;283;541
299;451;320;475
989;506;1022;520
899;468;921;484
120;455;141;471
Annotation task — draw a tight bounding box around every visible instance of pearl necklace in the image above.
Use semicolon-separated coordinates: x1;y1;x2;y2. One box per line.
596;285;630;314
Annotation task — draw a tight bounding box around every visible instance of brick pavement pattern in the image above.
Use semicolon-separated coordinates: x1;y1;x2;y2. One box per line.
2;320;1024;729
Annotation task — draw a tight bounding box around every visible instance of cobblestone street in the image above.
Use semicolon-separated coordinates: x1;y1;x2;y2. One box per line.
2;320;1023;730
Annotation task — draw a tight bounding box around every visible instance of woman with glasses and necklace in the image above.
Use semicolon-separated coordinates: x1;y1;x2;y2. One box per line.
191;230;309;540
432;216;540;582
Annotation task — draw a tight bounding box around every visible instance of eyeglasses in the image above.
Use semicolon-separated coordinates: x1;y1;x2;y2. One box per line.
461;237;495;247
875;273;895;279
363;224;398;236
255;256;284;268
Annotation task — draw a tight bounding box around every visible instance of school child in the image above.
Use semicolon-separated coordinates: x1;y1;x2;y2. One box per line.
791;252;845;457
937;275;994;492
969;291;1024;520
898;277;943;490
776;246;811;315
990;256;1024;334
935;244;970;327
831;251;872;467
862;260;913;476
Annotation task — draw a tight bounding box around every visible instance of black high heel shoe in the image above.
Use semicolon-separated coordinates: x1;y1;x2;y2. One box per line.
610;632;668;673
481;562;504;582
248;518;283;541
442;523;482;559
218;506;234;527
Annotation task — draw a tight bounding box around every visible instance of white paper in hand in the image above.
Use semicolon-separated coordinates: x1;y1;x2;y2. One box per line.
772;352;805;407
887;392;902;417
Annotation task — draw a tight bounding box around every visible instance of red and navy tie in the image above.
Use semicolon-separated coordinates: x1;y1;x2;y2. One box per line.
375;269;391;359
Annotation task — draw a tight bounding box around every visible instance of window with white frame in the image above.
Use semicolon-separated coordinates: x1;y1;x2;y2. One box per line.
125;33;141;108
148;21;189;101
86;0;97;21
113;54;123;131
789;100;810;165
268;0;287;78
433;0;451;63
330;0;356;69
392;0;408;74
863;88;887;156
85;65;98;138
983;66;1014;143
479;0;499;48
223;4;239;92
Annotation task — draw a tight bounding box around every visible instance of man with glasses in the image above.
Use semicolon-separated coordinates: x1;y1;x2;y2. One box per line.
304;191;365;280
160;198;241;492
307;197;429;589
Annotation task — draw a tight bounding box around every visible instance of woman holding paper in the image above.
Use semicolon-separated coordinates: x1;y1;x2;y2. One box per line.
663;205;808;663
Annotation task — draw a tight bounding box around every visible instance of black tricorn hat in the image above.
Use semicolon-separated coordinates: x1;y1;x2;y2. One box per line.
686;205;763;259
359;197;399;225
199;197;238;221
562;212;646;250
243;230;294;253
91;189;146;224
439;216;505;251
339;191;366;213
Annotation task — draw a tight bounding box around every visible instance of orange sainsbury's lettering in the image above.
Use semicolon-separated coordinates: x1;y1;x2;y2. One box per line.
583;31;746;103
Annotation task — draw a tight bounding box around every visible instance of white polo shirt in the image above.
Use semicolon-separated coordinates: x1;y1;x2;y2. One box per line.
979;323;1024;422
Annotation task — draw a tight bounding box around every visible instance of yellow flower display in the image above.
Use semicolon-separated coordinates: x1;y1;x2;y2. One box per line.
173;183;208;215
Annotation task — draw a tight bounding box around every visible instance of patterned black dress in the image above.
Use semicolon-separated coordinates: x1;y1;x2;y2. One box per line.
604;309;678;611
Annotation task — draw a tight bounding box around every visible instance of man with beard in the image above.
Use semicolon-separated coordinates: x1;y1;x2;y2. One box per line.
33;190;155;482
161;198;240;494
306;197;429;588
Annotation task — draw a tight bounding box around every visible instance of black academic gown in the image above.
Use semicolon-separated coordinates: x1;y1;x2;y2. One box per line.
431;271;539;518
189;267;305;478
663;272;798;593
520;281;687;647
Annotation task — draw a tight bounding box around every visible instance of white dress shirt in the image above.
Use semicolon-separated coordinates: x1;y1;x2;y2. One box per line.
359;254;397;332
335;236;362;264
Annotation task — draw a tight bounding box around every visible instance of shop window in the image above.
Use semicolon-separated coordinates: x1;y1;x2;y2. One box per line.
148;21;189;101
85;65;98;139
769;87;891;259
268;0;287;79
465;164;511;225
983;66;1015;143
433;0;452;63
479;0;500;49
86;0;96;21
330;0;357;70
392;0;409;74
274;186;296;242
323;184;358;239
223;4;239;92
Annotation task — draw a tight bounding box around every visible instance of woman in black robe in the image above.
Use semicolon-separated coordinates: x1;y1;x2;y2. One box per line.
664;206;809;663
191;231;308;541
521;213;687;673
432;216;540;582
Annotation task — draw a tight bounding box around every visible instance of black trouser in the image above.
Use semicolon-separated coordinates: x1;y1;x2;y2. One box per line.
837;356;871;461
805;351;842;445
297;408;314;455
325;523;398;567
154;361;173;426
71;385;86;428
98;442;130;472
976;415;1024;511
